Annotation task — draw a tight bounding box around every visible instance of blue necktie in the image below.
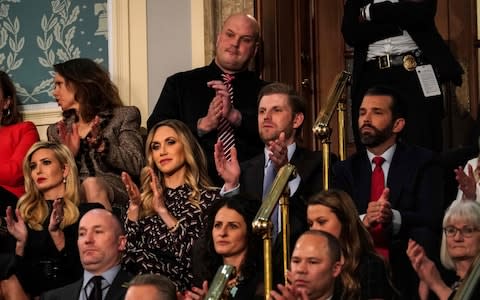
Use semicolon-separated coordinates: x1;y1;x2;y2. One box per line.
263;160;279;237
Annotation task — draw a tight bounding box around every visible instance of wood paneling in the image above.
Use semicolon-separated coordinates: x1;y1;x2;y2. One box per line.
255;0;477;151
256;0;345;152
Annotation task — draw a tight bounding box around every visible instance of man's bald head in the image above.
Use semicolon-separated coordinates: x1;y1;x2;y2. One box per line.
215;13;260;73
78;209;126;274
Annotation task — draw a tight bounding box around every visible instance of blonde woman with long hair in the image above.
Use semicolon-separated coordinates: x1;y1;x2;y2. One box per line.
0;141;102;299
121;119;220;292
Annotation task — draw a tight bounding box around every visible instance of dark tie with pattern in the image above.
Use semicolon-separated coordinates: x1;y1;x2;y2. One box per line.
218;73;235;160
370;156;389;259
87;275;103;300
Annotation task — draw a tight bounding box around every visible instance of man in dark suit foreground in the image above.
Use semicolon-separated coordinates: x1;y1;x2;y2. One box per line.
215;82;324;285
332;85;444;299
41;208;132;300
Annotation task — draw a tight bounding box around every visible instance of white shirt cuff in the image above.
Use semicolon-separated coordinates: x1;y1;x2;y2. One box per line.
288;174;301;196
364;4;372;21
220;184;240;197
360;213;366;221
392;209;401;235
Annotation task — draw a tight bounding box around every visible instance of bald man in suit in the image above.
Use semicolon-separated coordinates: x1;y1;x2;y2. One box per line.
41;209;132;300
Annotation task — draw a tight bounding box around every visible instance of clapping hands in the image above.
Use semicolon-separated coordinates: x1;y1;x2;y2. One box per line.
5;206;28;255
57;120;80;156
48;197;65;232
454;164;477;200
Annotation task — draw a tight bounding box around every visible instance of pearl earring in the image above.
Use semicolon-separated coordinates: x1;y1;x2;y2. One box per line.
63;177;66;184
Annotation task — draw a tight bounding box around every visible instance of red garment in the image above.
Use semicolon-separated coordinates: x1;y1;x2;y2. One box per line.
370;156;389;259
0;121;39;197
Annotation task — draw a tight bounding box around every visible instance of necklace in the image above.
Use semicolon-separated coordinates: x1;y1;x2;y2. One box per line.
222;274;243;299
451;278;463;290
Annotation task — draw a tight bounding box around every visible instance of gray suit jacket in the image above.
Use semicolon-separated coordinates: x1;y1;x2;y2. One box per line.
40;269;132;300
47;106;145;205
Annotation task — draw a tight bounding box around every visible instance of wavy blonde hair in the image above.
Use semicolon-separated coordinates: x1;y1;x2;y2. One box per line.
17;141;80;230
139;119;213;218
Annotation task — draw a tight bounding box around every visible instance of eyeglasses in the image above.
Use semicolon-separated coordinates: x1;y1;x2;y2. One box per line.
443;225;480;238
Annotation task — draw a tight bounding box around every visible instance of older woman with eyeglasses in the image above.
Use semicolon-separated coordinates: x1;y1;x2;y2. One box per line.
407;199;480;300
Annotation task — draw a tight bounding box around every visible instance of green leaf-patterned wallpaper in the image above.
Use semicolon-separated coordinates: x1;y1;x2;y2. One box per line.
0;0;108;106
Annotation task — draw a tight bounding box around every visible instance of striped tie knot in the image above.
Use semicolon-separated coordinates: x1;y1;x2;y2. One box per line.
221;73;235;104
218;73;236;161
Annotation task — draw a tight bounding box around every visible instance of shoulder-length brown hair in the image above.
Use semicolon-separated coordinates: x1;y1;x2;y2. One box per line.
53;58;123;122
308;189;381;300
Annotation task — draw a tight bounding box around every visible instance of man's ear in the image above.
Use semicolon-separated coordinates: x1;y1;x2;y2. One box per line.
253;41;259;57
216;34;221;49
392;117;405;134
118;235;127;251
332;261;342;278
293;113;305;129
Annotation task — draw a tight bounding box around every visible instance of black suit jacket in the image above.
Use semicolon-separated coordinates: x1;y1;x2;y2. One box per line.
40;269;132;300
342;0;463;98
147;61;266;184
240;147;325;228
239;146;324;284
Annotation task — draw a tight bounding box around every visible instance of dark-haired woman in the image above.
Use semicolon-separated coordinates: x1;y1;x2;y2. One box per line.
47;58;144;212
184;194;263;299
0;71;39;215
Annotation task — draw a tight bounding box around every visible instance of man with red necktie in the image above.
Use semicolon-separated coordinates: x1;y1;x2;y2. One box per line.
332;85;444;299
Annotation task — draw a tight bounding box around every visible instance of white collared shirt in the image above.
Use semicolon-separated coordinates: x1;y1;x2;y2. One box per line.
220;143;301;197
366;144;396;186
80;265;121;300
263;142;301;197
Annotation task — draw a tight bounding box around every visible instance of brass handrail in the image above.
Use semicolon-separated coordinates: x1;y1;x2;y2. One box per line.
204;265;236;300
453;253;480;300
252;164;296;300
312;71;351;189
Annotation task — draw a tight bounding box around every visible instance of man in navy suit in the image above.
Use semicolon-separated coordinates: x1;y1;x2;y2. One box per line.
332;85;445;299
215;82;325;285
41;209;132;300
